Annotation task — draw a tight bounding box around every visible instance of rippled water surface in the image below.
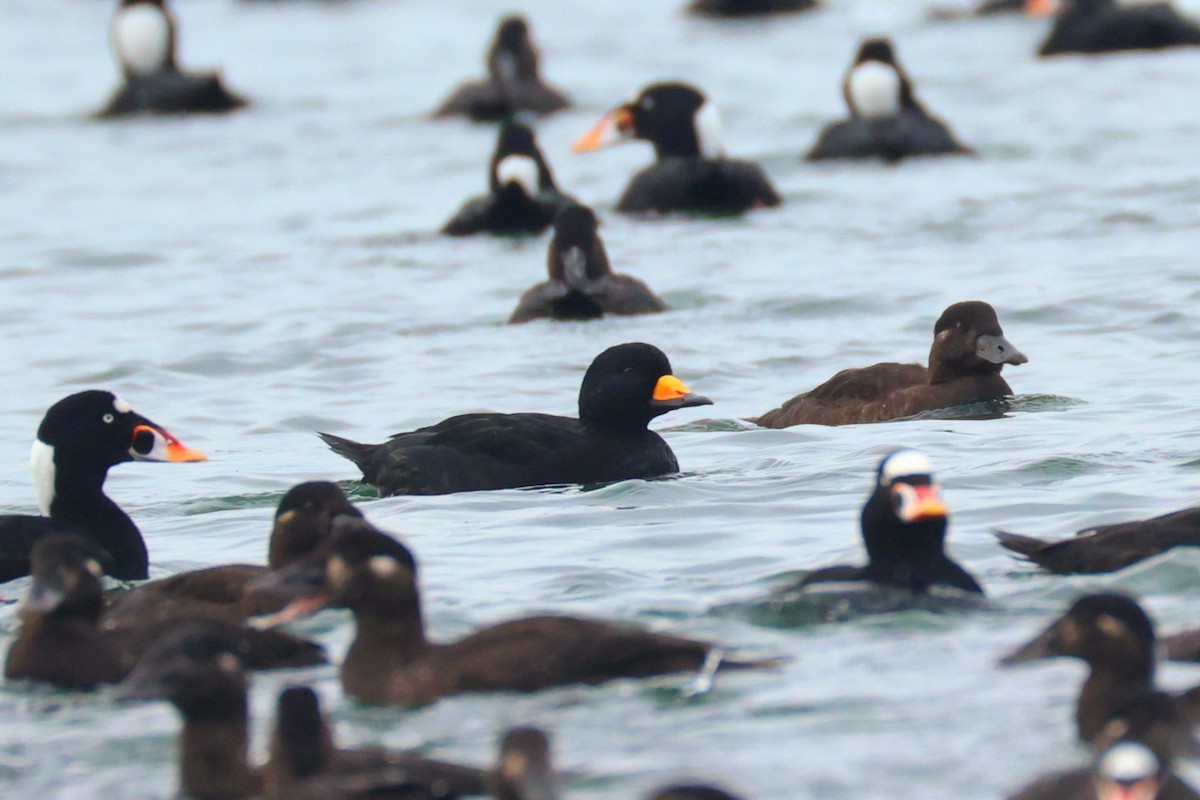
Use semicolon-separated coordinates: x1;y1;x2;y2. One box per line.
3;0;1200;797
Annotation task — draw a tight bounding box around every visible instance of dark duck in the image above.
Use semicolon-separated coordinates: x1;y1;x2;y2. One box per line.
104;481;362;627
99;0;247;118
317;342;712;496
4;536;325;691
252;518;775;707
999;593;1200;750
509;203;667;323
0;390;206;583
752;301;1026;427
1008;740;1200;800
264;686;487;800
806;38;971;163
434;16;569;121
776;450;984;597
687;0;819;17
996;506;1200;576
442;121;576;237
573;82;781;216
1038;0;1200;56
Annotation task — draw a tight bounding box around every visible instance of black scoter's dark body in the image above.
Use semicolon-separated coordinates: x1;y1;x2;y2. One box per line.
688;0;817;16
1039;0;1200;56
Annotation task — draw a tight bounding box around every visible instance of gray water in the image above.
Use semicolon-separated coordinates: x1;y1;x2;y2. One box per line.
3;0;1200;797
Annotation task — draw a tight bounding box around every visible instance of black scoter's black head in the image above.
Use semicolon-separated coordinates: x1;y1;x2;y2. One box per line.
855;37;898;66
1093;742;1165;799
573;82;724;160
274;686;332;780
548;204;610;287
999;593;1157;674
24;534;109;621
33;390;206;515
490;121;555;196
648;787;747;800
268;481;362;570
577;343;713;432
928;301;1027;383
121;624;248;722
496;727;557;800
861;450;949;565
487;15;540;84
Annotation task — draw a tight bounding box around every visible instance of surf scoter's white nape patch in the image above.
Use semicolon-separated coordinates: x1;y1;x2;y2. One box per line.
848;61;902;119
30;440;56;517
112;395;132;414
112;4;171;76
879;450;934;486
495;154;539;196
694;101;724;160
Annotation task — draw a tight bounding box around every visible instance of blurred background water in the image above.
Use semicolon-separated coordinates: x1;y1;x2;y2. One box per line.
2;0;1200;797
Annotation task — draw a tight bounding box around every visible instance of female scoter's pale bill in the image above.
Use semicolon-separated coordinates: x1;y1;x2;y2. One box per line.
442;120;576;237
1038;0;1200;56
752;300;1026;427
573;82;781;216
0;390;206;582
509;203;667;323
434;15;570;121
317;343;712;496
687;0;819;17
806;37;971;162
100;0;248;117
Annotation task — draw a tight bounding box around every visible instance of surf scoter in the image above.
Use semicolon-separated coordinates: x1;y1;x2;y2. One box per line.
434;16;569;121
1038;0;1200;56
252;518;774;707
509;204;667;323
318;342;712;496
775;450;984;597
104;481;362;627
996;506;1200;576
687;0;818;17
442;121;577;237
806;37;971;163
752;301;1026;427
1008;741;1200;800
573;82;781;216
999;593;1200;749
99;0;247;118
0;390;206;583
4;536;325;690
265;686;487;800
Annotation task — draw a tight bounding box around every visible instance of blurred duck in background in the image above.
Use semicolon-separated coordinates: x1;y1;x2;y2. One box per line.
806;37;971;163
1037;0;1200;56
434;16;570;122
928;0;1056;19
99;0;247;117
686;0;819;17
1007;740;1199;800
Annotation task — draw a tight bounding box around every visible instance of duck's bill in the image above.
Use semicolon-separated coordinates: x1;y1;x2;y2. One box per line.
130;421;208;462
650;374;714;410
892;482;947;522
246;564;332;629
998;621;1062;666
572;106;633;152
976;334;1028;366
1023;0;1056;16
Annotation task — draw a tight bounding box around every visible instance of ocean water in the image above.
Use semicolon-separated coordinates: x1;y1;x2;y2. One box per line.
2;0;1200;798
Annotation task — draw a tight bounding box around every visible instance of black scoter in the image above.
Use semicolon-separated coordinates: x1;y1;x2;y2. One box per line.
509;204;667;323
573;82;781;216
252;518;775;707
1038;0;1200;56
0;390;206;582
996;506;1200;576
999;593;1200;749
442;121;576;237
104;481;362;626
752;301;1026;427
99;0;247;117
806;37;971;163
4;536;324;690
434;16;569;121
318;342;712;496
687;0;818;16
1008;740;1200;800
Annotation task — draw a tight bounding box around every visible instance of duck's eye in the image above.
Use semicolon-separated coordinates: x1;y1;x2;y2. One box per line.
102;413;114;424
641;97;654;110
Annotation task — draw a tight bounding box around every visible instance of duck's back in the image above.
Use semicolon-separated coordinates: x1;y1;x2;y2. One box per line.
618;158;781;215
807;110;969;162
1041;3;1200;55
754;362;928;427
99;71;246;117
324;412;679;496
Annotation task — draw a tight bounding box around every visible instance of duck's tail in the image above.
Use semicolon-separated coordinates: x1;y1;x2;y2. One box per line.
317;432;374;473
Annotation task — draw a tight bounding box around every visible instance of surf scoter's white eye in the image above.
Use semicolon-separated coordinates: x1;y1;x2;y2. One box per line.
103;413;115;424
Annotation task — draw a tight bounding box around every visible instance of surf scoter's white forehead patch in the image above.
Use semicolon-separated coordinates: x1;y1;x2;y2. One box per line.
880;450;934;485
113;396;132;414
1099;742;1158;782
